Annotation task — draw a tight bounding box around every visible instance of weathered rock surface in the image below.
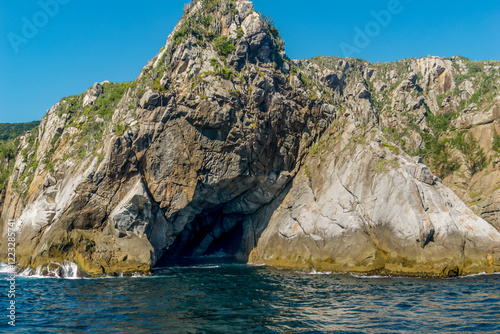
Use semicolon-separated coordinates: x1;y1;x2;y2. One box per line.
0;0;499;278
250;126;500;276
83;83;104;108
0;0;329;276
300;56;500;231
472;190;500;232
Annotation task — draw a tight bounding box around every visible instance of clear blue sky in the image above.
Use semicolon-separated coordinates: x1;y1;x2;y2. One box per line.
1;0;499;123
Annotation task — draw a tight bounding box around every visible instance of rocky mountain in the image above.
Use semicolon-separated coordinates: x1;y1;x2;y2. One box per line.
297;56;500;230
0;0;499;277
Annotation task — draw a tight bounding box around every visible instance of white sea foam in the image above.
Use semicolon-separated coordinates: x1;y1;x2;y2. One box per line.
308;269;332;275
350;274;393;279
184;265;221;269
18;267;33;277
455;272;500;279
60;262;79;279
352;272;500;280
0;262;15;274
16;262;80;279
131;272;147;278
17;266;50;279
286;268;335;275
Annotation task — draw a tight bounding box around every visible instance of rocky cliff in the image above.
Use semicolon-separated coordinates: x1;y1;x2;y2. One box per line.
0;0;499;277
296;56;500;229
249;124;500;276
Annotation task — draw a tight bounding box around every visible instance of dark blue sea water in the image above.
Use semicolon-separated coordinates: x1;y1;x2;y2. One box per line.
1;259;499;333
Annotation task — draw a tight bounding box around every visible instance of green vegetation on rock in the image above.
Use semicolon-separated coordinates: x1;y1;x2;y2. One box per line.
0;122;41;193
0;139;19;192
413;112;460;179
94;82;131;120
213;36;235;57
493;128;500;155
114;124;130;137
174;0;237;47
0;121;40;141
2;0;500;279
0;139;17;161
452;131;489;174
375;158;399;174
57;82;134;163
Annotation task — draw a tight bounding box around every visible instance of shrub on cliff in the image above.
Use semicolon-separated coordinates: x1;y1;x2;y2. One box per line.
493;128;500;155
452;131;489;174
0;139;19;192
213;36;235;57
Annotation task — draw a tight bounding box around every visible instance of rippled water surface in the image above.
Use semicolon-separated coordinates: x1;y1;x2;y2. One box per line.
1;261;499;333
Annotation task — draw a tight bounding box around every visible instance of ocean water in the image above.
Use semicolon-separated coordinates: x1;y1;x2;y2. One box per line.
1;260;499;333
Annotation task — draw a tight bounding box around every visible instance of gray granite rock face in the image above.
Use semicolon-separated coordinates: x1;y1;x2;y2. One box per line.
0;0;499;278
250;126;500;276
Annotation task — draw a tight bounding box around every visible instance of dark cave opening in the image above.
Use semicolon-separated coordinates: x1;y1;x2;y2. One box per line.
155;207;246;267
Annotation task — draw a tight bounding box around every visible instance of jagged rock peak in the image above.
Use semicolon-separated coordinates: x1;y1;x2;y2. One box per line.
2;1;499;279
178;0;259;40
140;0;287;84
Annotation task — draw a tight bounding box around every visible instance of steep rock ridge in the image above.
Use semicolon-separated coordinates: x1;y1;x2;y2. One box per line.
298;56;500;230
0;1;499;277
0;0;332;276
109;0;332;266
249;121;500;276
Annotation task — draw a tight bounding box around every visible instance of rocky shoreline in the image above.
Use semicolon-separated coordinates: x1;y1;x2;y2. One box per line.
1;0;499;278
